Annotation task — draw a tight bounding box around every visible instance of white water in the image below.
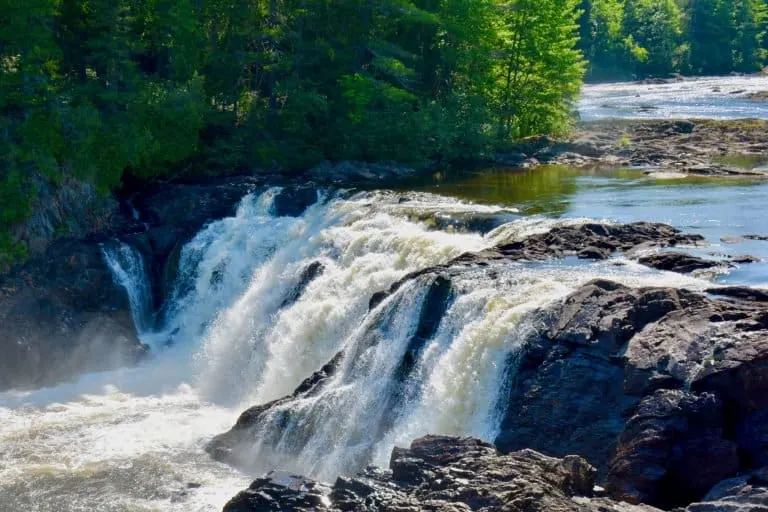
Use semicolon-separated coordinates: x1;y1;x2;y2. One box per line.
103;242;153;337
0;186;722;511
580;75;768;121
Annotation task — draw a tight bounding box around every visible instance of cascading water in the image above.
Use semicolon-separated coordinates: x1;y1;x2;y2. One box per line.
2;162;762;511
102;241;153;336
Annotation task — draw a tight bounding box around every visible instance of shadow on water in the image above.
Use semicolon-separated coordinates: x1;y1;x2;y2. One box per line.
392;164;766;217
393;165;582;216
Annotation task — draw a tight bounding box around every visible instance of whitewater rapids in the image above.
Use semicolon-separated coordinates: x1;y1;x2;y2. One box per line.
0;187;720;511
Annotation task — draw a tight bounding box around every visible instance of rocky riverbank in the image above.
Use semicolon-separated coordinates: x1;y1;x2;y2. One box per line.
495;118;768;176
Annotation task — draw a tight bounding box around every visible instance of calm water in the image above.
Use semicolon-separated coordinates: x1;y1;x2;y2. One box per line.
400;166;768;287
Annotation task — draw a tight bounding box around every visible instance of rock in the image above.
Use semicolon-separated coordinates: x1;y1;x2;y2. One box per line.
684;467;768;511
0;239;146;391
732;255;761;264
281;261;325;308
746;91;768;102
372;222;704;308
132;176;262;234
224;471;333;512
638;252;725;273
273;185;320;217
494;279;768;507
223;435;662;512
606;390;738;508
745;234;768;242
707;287;768;302
309;161;417;184
10;177;125;267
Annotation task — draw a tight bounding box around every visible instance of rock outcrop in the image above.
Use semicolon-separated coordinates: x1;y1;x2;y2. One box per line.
222;435;661;512
214;276;768;510
495;119;768;176
371;221;704;308
495;279;768;508
0;239;146;391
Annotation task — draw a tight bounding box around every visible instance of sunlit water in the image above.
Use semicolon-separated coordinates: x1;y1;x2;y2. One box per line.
2;82;768;511
580;75;768;121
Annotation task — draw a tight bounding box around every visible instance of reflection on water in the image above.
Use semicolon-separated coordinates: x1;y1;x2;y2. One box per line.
396;166;580;216
394;165;768;287
713;154;768;170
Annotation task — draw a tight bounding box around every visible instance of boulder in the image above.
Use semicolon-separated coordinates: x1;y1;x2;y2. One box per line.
223;435;662;512
495;279;768;507
638;252;725;273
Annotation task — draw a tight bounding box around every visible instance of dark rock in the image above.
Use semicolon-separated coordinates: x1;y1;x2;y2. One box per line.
745;234;768;242
224;471;333;512
732;255;761;264
606;390;738;508
273;186;320;217
638;252;725;273
133;176;262;234
371;222;704;309
707;286;768;302
223;435;661;512
494;279;768;507
0;239;146;391
309;161;417;184
684;467;768;511
281;261;325;308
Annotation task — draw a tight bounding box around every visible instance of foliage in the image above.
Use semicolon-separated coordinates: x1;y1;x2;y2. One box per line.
579;0;768;80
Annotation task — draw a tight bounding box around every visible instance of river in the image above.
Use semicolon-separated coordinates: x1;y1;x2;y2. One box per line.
1;77;767;512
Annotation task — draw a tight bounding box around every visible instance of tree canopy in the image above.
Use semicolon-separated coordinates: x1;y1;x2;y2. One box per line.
579;0;768;80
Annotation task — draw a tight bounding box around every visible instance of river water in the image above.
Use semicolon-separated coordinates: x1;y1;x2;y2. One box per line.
1;78;767;512
580;75;768;121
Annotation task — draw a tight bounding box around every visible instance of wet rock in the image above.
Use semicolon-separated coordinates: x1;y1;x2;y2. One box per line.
309;161;417;184
132;176;263;233
372;222;704;308
273;185;319;217
684;467;768;511
494;279;768;507
638;252;725;273
224;471;333;512
707;287;768;302
0;239;146;391
223;435;662;512
745;234;768;242
606;390;738;508
732;255;761;264
281;261;325;308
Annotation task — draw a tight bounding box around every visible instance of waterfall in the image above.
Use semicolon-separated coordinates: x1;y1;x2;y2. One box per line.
102;241;153;336
102;186;711;484
3;180;719;512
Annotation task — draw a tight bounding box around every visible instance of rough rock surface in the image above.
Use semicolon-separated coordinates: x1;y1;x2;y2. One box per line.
682;466;768;511
495;279;768;508
222;435;661;512
637;252;726;273
213;272;768;510
371;222;704;308
495;119;768;176
0;239;146;391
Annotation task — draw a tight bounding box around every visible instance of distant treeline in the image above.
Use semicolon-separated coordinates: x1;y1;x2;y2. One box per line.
579;0;768;80
2;1;766;268
1;0;588;267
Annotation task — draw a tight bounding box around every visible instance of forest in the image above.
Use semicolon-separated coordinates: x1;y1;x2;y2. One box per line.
0;0;767;267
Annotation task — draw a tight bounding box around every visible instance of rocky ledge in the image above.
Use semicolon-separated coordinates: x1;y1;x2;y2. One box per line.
212;275;768;510
494;119;768;176
222;435;768;512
